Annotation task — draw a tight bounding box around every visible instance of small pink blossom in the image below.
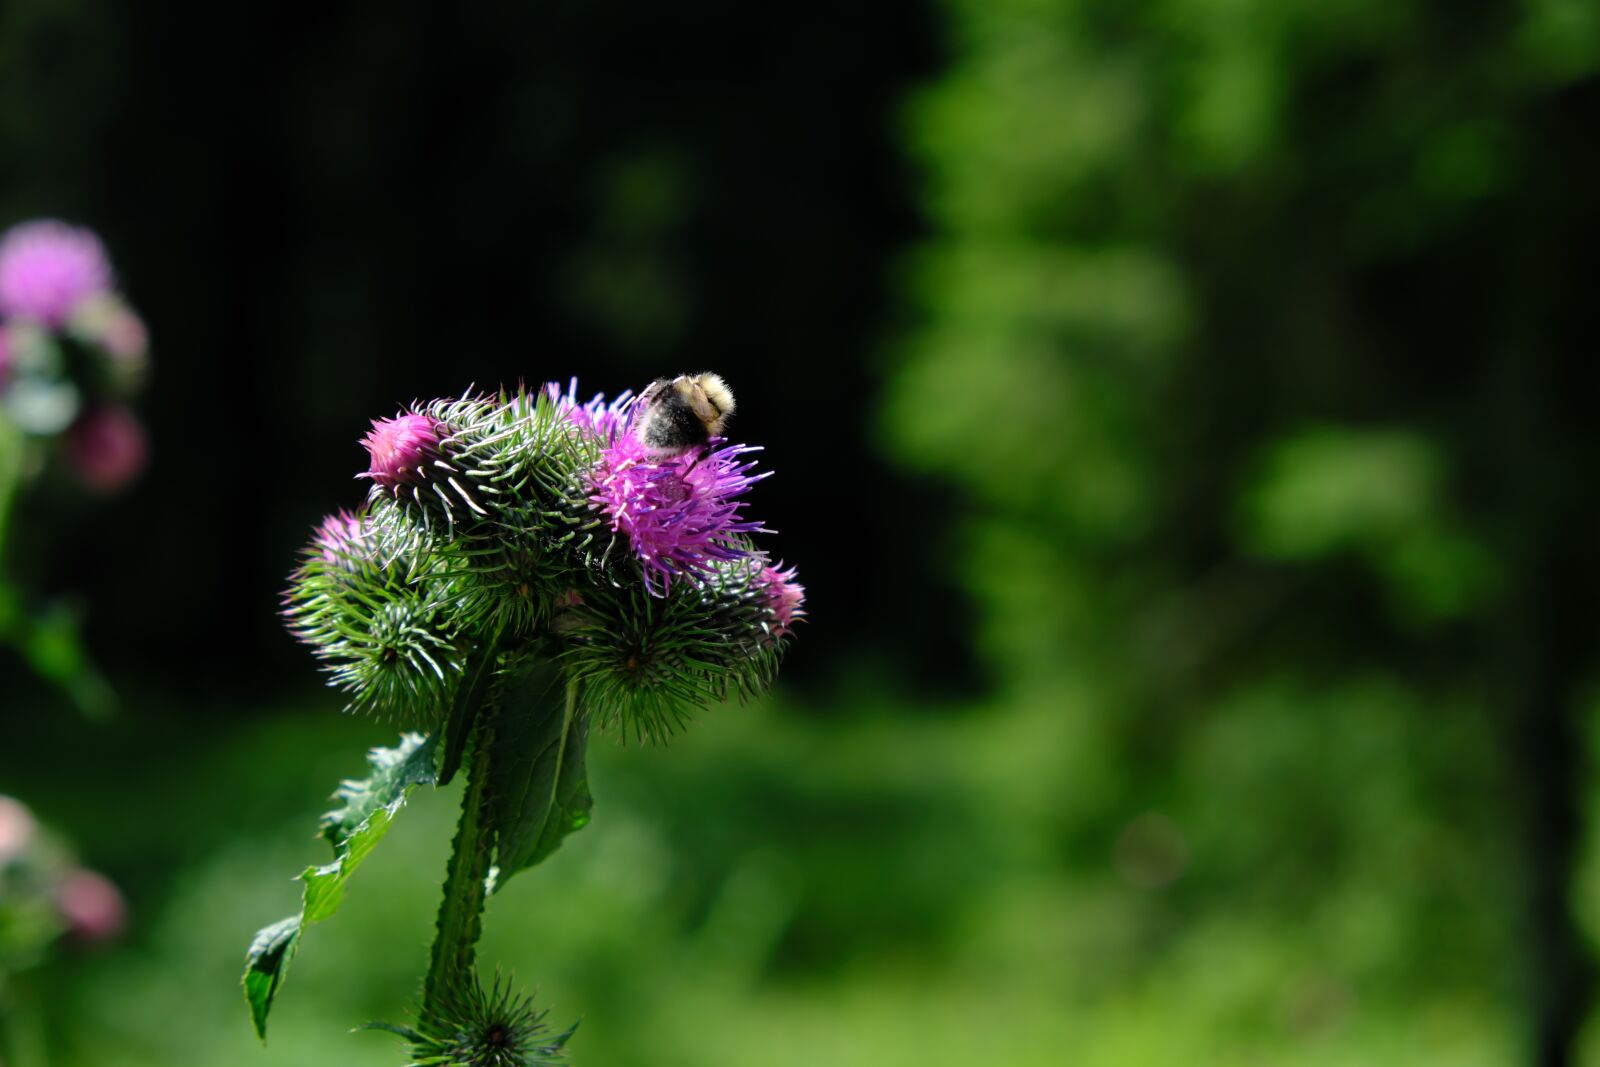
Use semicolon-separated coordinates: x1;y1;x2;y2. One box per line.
361;413;443;491
313;510;365;565
760;563;806;637
0;220;113;326
56;868;126;946
67;405;148;492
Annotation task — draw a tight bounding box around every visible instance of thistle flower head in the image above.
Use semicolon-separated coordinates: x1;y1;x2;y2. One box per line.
410;973;575;1067
759;562;806;638
588;420;769;595
363;413;445;491
313;509;366;565
0;220;113;326
545;378;633;438
558;555;784;741
283;512;461;724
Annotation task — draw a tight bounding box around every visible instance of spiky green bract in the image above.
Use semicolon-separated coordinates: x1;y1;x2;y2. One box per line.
406;972;575;1067
393;387;616;635
283;512;463;726
555;553;789;743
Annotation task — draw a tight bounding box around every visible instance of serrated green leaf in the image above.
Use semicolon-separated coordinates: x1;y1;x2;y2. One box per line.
243;915;301;1042
242;733;437;1042
487;657;592;889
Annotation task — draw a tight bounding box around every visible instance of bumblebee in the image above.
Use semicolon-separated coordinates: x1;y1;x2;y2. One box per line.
633;372;735;455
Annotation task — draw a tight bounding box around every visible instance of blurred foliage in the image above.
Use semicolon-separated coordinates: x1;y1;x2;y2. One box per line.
886;0;1600;1061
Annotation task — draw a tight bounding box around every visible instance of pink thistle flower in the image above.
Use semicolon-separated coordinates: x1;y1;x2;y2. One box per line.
589;419;770;595
312;510;365;565
759;563;806;638
0;220;114;326
56;868;126;946
361;413;444;492
67;405;147;493
546;378;634;438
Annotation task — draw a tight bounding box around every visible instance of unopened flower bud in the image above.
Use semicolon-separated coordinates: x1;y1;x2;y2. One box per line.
362;414;444;491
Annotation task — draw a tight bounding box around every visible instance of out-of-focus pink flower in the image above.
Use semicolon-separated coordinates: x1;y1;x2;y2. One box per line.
71;293;149;363
0;794;38;864
103;306;148;361
361;413;444;492
0;220;113;327
67;405;148;492
56;868;126;945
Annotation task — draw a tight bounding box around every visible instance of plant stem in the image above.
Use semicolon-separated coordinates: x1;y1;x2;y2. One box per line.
0;413;22;569
419;706;498;1029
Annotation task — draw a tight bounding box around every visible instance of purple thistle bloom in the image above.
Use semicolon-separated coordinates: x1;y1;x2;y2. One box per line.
759;563;806;637
313;509;366;565
546;378;634;438
0;220;114;327
362;413;444;492
588;418;770;595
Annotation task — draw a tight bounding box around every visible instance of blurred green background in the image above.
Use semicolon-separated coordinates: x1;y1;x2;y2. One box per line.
6;0;1600;1064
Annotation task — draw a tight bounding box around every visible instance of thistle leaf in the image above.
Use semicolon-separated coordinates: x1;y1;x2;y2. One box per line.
242;732;438;1041
439;626;506;786
242;915;300;1043
487;655;593;889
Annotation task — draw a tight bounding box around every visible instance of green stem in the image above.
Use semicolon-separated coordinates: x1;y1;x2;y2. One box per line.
0;413;22;568
420;709;498;1029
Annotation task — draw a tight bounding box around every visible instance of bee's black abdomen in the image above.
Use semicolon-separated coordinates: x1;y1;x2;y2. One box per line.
640;396;710;451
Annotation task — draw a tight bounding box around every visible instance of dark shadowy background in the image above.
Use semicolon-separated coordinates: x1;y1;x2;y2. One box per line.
6;1;1600;1065
2;0;955;697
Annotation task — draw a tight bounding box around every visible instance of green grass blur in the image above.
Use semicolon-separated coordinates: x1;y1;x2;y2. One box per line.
2;682;1524;1066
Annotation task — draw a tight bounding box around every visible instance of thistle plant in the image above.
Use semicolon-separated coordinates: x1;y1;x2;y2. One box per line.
245;375;805;1064
0;219;151;716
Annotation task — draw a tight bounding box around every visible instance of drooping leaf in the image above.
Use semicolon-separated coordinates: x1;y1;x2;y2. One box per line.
242;732;437;1041
242;915;301;1044
486;655;593;888
438;627;505;786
